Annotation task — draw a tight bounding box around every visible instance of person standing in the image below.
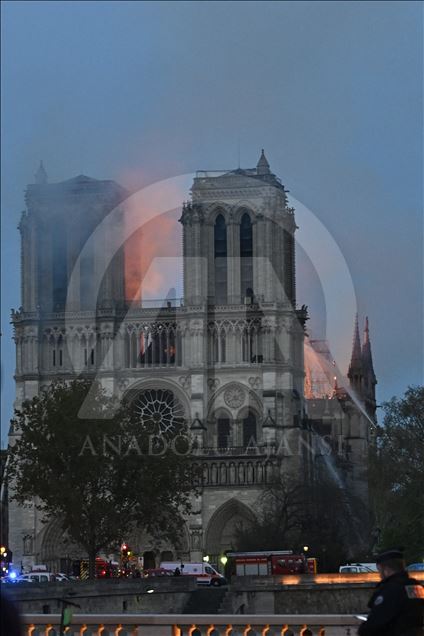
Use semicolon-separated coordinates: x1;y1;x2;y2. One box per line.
358;549;423;635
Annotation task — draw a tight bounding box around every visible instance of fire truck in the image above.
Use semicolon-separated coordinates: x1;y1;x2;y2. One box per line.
77;557;118;579
227;551;317;576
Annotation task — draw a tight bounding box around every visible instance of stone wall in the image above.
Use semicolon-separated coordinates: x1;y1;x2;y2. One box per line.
226;576;373;614
3;577;195;614
4;576;374;616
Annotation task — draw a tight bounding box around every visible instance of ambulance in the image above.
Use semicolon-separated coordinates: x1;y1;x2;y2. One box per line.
160;561;227;586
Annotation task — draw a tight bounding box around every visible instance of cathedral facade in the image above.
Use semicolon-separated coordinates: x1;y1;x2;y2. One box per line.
9;153;376;571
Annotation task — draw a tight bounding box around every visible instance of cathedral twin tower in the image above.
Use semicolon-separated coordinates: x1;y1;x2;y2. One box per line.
10;151;375;570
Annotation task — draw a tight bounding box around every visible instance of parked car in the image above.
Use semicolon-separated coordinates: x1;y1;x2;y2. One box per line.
18;572;70;583
339;563;378;574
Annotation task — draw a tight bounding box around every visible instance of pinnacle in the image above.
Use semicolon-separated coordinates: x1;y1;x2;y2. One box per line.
35;160;48;184
256;149;271;174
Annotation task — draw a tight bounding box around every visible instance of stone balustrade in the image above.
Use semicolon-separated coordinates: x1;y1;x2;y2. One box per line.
22;613;362;635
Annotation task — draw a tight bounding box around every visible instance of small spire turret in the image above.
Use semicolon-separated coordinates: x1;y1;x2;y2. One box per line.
256;149;271;175
348;313;362;372
348;313;364;398
362;316;376;383
35;160;48;184
361;316;377;420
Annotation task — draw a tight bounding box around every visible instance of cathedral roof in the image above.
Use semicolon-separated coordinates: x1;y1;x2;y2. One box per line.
63;174;100;183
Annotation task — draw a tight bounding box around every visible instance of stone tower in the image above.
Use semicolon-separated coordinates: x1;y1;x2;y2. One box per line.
10;166;128;570
178;152;308;561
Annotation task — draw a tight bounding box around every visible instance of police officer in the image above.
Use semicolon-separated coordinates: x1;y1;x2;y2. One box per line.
358;548;423;635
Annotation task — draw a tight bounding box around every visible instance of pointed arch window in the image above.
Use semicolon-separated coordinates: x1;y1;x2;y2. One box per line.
214;214;227;303
240;212;253;300
52;225;68;309
217;417;231;449
242;410;257;448
80;241;94;311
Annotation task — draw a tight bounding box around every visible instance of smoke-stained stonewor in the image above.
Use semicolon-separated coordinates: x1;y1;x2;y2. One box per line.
10;152;376;570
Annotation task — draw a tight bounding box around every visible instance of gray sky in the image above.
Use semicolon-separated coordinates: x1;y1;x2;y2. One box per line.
1;1;423;444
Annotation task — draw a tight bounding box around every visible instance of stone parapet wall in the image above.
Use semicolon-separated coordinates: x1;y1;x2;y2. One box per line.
4;576;374;616
3;577;195;614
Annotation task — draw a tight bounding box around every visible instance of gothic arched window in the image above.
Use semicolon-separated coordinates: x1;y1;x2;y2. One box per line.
240;212;253;300
214;214;227;303
80;241;94;311
242;410;257;448
217;417;231;449
283;228;295;305
52;225;68;309
220;334;226;363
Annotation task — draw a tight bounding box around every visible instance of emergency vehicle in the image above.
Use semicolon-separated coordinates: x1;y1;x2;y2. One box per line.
227;550;316;575
160;561;227;586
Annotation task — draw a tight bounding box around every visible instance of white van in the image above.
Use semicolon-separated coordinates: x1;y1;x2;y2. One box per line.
339;563;377;574
18;572;70;583
160;561;226;586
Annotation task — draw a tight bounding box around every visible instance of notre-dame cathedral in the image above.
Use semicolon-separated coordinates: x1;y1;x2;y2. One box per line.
9;151;376;571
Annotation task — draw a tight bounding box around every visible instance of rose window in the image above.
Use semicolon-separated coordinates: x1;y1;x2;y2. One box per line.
133;388;185;435
224;383;245;409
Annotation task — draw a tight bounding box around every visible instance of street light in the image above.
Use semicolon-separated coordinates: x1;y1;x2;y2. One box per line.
203;555;210;563
220;556;228;566
303;545;309;553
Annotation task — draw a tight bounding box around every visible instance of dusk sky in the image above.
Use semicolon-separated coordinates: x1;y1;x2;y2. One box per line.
1;1;422;445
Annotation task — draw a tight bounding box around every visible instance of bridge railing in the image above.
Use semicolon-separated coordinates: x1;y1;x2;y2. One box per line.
22;613;362;635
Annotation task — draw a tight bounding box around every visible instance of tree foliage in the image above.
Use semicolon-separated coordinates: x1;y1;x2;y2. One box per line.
369;385;424;563
8;380;196;577
235;468;371;572
234;477;306;552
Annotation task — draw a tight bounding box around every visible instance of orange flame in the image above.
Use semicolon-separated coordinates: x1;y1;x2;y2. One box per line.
124;208;181;302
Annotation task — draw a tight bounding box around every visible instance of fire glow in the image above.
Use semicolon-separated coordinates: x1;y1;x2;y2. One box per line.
279;572;424;586
124;208;182;302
